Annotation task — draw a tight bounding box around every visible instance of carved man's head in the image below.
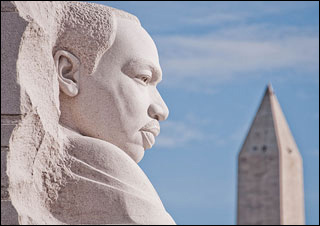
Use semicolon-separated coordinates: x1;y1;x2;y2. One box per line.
53;2;169;163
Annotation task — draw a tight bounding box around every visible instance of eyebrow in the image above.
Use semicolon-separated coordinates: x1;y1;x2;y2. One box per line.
124;58;162;83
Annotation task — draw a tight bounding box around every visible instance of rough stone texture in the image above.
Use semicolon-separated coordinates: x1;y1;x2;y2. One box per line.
1;2;25;225
1;125;16;147
1;1;17;12
1;11;27;115
1;201;19;225
1;148;9;195
1;187;10;201
237;85;305;225
3;1;174;225
1;116;23;148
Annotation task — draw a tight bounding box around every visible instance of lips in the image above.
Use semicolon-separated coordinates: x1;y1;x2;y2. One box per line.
140;120;160;149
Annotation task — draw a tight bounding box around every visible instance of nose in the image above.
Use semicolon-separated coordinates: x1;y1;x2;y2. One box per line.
148;93;169;121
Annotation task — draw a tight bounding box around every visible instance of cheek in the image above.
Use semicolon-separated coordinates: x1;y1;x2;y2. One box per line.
117;78;150;119
78;74;150;141
76;78;121;133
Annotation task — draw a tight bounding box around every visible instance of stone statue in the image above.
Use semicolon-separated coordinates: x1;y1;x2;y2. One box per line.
6;1;175;224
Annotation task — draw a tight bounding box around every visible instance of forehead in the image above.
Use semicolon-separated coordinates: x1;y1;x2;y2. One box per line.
112;18;160;66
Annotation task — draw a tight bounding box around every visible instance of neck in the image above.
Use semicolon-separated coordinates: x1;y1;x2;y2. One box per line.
54;125;175;225
60;125;160;198
59;94;80;133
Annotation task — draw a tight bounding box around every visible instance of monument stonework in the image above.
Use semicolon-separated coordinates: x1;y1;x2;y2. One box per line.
237;85;305;225
1;1;175;224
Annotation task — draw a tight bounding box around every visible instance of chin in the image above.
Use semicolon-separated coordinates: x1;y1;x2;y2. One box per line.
125;144;145;163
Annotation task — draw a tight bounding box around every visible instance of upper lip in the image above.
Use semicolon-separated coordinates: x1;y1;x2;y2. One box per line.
140;120;160;137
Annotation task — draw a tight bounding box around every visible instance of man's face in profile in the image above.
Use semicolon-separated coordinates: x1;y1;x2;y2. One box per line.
71;18;169;163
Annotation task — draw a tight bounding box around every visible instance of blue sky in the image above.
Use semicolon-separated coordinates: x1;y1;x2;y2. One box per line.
91;1;319;224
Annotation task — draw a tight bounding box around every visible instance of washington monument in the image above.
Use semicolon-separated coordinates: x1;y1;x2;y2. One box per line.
237;85;305;225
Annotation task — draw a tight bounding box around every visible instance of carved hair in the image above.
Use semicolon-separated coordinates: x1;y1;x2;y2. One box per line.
53;1;140;76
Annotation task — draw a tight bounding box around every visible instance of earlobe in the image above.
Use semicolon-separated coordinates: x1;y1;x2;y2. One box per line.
54;50;80;97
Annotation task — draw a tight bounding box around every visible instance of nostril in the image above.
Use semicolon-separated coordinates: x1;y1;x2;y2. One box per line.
148;104;164;121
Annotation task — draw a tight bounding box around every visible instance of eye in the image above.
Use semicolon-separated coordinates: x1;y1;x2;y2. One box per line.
136;74;152;85
141;75;150;83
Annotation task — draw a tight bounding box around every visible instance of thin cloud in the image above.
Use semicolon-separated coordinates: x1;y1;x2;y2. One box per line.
156;25;319;89
179;2;317;28
156;120;205;148
126;1;318;34
155;115;230;149
182;12;249;26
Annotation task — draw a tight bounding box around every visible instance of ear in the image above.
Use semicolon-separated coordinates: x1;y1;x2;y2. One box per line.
54;50;80;97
